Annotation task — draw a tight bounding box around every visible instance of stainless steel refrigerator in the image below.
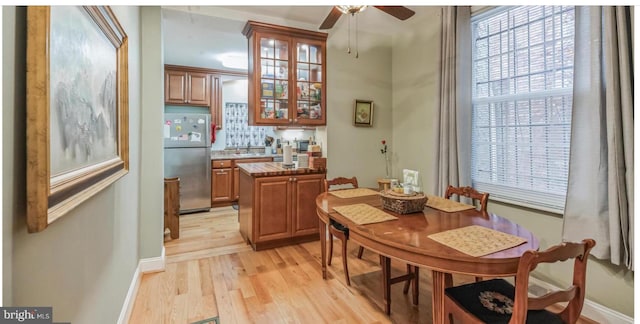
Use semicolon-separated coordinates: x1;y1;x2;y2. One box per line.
164;112;211;214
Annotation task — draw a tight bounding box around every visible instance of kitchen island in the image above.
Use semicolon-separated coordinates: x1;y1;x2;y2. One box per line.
238;162;326;250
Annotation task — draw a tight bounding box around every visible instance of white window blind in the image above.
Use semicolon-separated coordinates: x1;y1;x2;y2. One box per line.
470;6;575;213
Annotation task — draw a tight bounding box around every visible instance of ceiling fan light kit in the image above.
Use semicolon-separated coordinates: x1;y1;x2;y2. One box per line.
319;5;416;30
319;6;416;58
336;5;367;15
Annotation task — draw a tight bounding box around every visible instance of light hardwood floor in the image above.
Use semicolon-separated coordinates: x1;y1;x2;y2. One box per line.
129;207;598;324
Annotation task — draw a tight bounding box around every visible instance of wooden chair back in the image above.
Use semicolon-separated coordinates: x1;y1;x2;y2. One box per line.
324;177;359;192
444;239;595;324
444;185;489;213
510;239;596;323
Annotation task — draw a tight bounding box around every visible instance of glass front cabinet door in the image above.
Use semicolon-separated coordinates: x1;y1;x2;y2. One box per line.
243;21;327;126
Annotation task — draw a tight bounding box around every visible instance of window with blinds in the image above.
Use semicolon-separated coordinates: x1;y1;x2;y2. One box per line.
470;6;575;213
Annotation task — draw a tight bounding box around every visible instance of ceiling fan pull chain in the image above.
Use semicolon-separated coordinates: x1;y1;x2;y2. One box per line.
347;14;352;54
355;14;359;58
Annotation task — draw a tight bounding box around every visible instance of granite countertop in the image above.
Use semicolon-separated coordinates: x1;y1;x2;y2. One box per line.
238;162;326;177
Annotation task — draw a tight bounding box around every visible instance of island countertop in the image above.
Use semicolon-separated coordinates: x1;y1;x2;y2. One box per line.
238;162;326;177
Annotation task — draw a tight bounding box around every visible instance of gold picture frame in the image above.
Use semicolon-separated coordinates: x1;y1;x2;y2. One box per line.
26;6;129;233
353;99;374;127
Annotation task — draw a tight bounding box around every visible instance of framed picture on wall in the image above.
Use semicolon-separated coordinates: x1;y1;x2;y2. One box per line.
26;6;129;233
353;99;373;127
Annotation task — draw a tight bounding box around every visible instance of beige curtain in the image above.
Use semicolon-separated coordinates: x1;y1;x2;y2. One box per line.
435;6;472;197
563;6;634;269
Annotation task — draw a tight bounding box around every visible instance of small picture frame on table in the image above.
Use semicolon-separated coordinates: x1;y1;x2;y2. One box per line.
353;99;373;127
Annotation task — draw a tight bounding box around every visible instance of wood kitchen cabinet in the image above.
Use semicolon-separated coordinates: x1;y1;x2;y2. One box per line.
238;163;325;250
211;160;232;204
233;157;273;200
253;173;324;248
243;21;327;126
291;174;324;236
254;176;292;242
165;69;210;106
210;74;223;130
211;157;274;206
165;65;246;130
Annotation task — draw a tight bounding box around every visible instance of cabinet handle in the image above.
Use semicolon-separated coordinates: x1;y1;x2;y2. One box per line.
293;178;297;182
289;119;293;123
289;177;293;182
294;118;298;123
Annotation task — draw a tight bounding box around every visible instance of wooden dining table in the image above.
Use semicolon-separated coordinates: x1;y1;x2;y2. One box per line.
315;190;539;324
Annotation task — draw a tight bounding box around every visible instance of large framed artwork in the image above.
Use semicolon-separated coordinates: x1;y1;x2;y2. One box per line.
26;6;129;233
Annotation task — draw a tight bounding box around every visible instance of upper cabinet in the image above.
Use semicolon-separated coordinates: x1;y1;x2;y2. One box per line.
165;69;210;106
243;21;327;126
164;65;246;130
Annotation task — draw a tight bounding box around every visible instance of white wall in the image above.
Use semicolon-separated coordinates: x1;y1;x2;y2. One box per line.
2;5;21;305
324;28;393;187
391;6;634;317
139;7;165;259
391;7;442;191
3;6;142;322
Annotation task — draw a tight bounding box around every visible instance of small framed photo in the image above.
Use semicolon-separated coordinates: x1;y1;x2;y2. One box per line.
353;99;373;127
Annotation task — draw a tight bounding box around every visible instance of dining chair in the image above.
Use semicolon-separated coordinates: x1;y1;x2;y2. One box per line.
324;176;360;286
445;185;490;282
444;239;596;324
444;185;489;213
325;177;418;312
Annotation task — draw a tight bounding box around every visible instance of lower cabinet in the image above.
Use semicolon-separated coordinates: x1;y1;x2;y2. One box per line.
211;157;273;206
239;172;325;250
291;175;325;236
255;176;291;242
211;160;232;204
233;157;273;200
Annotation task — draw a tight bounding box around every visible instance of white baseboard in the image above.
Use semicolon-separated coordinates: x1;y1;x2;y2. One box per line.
139;246;166;273
528;276;633;324
117;265;140;324
117;247;166;324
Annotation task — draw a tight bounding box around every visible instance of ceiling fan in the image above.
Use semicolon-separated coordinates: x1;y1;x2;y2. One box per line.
319;5;415;30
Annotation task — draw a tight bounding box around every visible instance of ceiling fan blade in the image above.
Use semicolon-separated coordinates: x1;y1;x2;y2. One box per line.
373;6;416;20
319;7;342;29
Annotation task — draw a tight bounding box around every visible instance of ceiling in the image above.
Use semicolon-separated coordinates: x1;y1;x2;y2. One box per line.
162;6;422;72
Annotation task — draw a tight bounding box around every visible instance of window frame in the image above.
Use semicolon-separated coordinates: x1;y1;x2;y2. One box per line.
469;5;575;214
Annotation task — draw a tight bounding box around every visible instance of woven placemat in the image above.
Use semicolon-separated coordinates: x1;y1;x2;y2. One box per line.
329;188;380;199
426;195;475;212
428;225;527;257
332;203;398;225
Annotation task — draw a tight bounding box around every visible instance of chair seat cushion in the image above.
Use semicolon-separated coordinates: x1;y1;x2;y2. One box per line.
445;279;564;324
